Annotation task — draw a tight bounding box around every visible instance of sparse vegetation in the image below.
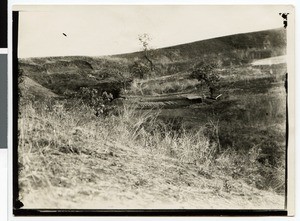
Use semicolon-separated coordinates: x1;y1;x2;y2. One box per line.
17;28;287;209
18;97;285;208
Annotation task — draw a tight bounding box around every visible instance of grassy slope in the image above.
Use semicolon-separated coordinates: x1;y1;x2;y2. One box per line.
19;101;284;209
116;28;286;62
17;28;287;209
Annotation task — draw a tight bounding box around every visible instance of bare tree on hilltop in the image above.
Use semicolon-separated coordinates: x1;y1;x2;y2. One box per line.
138;33;155;71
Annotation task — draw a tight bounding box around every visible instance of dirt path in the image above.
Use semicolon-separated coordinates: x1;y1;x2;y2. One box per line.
251;55;286;66
138;72;190;84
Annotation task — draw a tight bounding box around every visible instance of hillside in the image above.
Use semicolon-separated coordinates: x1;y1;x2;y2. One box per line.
19;76;58;99
116;28;286;63
17;27;287;210
18;28;286;98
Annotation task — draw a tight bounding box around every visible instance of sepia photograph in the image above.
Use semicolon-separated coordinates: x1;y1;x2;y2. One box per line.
13;4;294;215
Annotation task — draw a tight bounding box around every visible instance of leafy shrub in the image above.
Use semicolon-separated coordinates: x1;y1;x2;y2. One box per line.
190;61;221;97
129;61;150;79
63;87;116;117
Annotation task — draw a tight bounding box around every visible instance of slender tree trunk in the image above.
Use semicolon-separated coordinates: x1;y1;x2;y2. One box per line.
144;50;154;71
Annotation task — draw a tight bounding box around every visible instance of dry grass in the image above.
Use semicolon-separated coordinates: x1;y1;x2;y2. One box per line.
18;99;285;209
129;78;199;95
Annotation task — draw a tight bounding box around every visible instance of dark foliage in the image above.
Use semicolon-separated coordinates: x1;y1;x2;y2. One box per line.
129;61;150;79
190;62;221;97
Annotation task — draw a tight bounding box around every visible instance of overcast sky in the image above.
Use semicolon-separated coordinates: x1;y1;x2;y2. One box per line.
15;5;289;58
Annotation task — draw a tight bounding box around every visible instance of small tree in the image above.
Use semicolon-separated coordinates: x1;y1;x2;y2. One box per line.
138;33;155;71
190;62;220;97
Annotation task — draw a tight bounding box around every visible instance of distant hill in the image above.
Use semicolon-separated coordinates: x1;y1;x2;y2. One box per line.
116;28;286;61
19;56;132;96
19;28;286;97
